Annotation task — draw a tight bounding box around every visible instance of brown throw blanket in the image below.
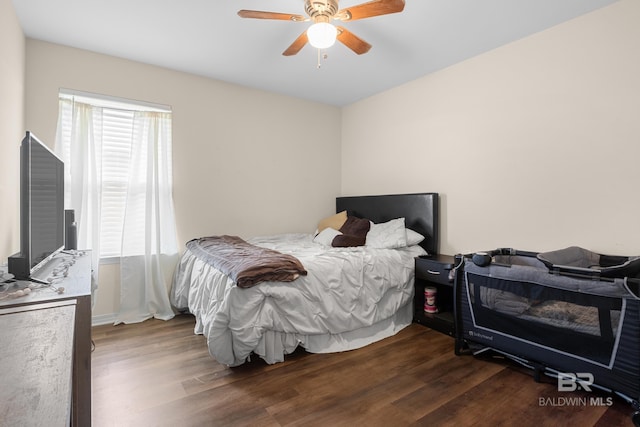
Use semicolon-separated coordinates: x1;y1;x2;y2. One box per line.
186;235;307;288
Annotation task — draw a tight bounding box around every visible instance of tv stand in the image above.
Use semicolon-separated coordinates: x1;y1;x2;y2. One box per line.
0;251;92;426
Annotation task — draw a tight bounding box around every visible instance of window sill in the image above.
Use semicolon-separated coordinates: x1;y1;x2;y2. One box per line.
99;257;120;265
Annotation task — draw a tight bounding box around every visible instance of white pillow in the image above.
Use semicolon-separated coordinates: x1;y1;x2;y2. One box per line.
366;218;407;249
406;228;425;246
313;227;342;246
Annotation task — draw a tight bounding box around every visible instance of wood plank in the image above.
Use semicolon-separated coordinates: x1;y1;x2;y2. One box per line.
91;315;636;426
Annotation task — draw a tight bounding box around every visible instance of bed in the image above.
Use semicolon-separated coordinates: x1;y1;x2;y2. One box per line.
170;193;439;366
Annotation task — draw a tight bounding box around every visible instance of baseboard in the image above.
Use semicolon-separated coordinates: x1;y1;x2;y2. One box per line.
92;313;117;326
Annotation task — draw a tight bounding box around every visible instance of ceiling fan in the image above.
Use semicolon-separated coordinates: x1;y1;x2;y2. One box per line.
238;0;406;56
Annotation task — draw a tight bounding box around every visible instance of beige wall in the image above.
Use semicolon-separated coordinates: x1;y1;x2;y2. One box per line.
25;41;342;319
342;0;640;256
0;0;25;261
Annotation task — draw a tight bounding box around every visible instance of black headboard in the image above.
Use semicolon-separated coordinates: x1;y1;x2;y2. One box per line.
336;193;439;255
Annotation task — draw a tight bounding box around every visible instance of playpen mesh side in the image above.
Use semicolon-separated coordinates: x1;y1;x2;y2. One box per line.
458;261;640;399
463;272;622;365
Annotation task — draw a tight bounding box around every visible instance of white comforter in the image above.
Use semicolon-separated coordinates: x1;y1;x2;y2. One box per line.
171;233;426;366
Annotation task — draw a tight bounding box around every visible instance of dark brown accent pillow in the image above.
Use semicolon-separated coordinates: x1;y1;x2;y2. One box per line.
332;216;371;247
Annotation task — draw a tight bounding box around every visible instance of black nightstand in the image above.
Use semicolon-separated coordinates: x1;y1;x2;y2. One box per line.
414;254;456;336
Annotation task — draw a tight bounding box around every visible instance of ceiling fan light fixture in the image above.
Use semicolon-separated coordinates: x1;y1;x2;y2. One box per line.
307;22;337;49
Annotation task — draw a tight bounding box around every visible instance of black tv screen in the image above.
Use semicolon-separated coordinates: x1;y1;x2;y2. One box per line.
20;131;65;274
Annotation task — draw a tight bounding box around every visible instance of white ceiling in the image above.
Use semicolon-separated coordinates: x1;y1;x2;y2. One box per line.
13;0;618;106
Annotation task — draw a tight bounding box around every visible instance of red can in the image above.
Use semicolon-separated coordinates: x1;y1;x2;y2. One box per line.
424;286;438;313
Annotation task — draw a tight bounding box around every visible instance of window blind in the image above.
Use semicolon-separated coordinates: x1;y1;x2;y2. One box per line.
98;108;134;258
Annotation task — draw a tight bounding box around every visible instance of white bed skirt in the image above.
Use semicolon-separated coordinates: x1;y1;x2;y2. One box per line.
252;301;413;364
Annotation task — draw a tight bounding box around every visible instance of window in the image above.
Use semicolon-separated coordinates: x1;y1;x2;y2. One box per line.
56;90;172;259
97;109;134;258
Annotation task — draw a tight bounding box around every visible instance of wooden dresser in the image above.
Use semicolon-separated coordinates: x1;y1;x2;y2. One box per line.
0;251;92;426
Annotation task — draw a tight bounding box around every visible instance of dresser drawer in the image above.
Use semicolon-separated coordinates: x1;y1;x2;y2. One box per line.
415;256;454;285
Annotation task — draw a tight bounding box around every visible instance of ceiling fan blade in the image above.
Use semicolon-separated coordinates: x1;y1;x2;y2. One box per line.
282;31;309;56
335;0;405;21
238;10;307;22
336;26;371;55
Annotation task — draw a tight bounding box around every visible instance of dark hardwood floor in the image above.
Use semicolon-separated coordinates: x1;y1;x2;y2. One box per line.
91;315;633;426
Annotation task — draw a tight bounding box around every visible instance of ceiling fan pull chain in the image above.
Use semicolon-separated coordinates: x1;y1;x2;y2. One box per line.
317;49;330;69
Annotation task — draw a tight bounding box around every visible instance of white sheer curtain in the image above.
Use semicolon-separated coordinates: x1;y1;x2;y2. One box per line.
117;112;179;324
55;99;103;296
55;98;179;324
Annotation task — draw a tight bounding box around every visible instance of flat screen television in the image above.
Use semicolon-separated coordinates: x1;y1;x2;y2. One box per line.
8;131;65;279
